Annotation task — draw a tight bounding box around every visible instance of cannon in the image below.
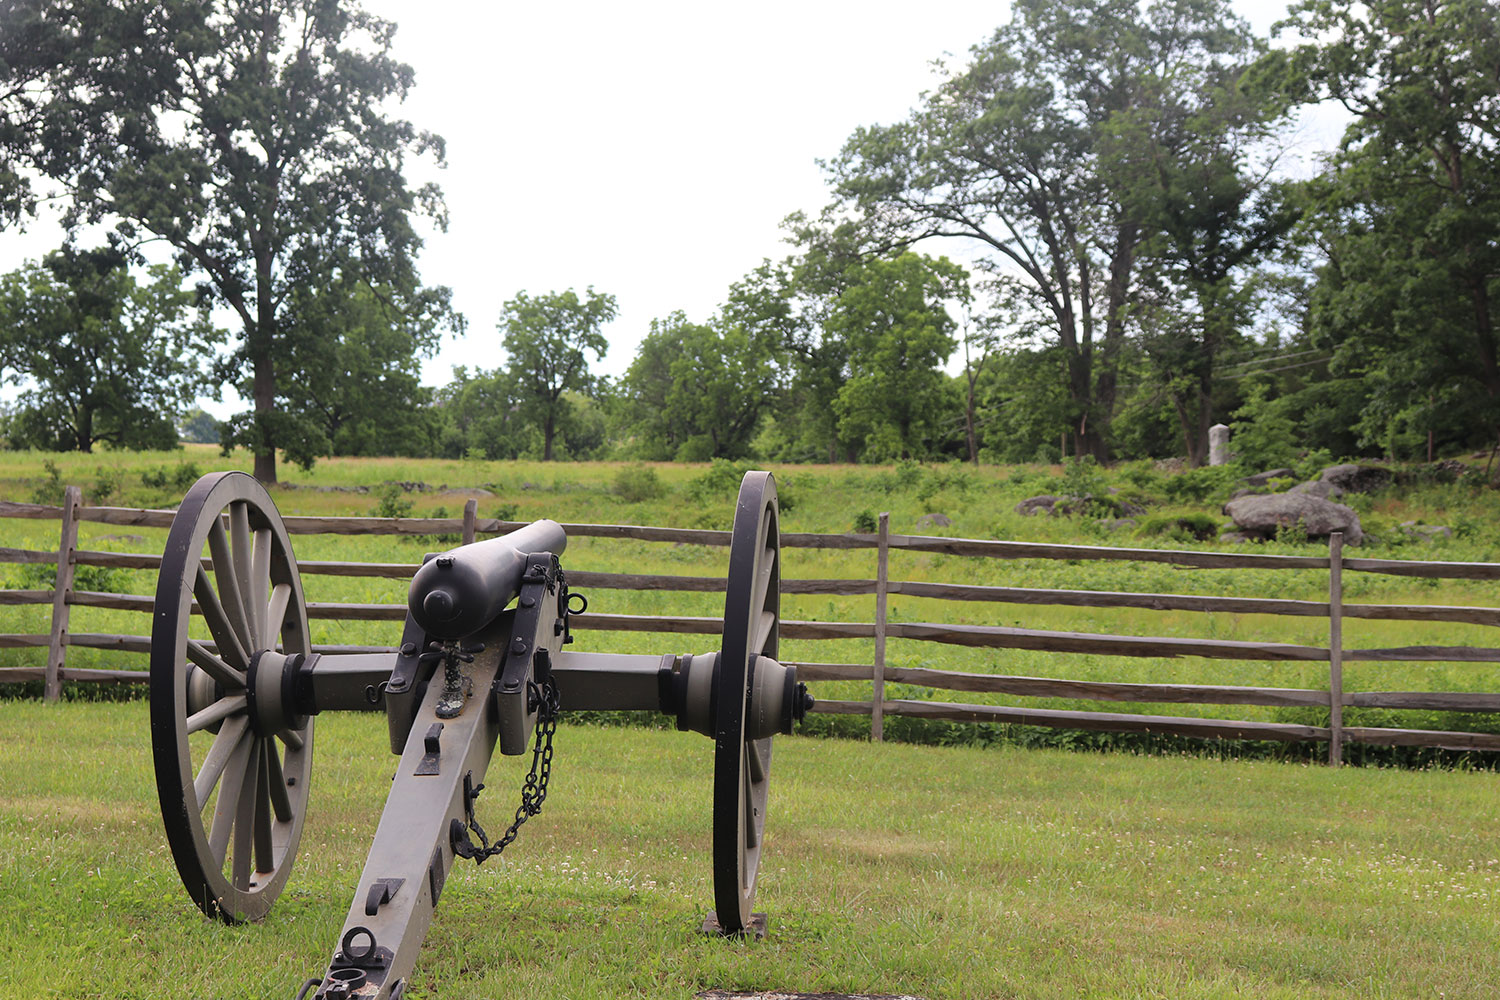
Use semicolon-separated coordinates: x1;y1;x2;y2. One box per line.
148;469;811;999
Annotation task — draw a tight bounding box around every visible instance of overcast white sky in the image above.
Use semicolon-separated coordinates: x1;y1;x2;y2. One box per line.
0;0;1326;418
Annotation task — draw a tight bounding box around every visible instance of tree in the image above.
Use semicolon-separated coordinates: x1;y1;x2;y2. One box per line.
821;0;1263;461
829;253;968;461
0;247;221;451
0;1;447;482
1268;0;1500;457
500;288;617;461
616;311;780;461
178;407;221;444
260;280;461;460
1128;36;1297;465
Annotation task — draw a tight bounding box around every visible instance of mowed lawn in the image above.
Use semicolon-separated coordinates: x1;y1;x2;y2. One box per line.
1;700;1496;999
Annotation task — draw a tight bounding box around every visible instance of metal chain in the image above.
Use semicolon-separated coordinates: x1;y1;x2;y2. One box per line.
453;674;560;864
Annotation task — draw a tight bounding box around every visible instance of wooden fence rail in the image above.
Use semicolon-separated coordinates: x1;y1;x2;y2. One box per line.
4;493;1500;761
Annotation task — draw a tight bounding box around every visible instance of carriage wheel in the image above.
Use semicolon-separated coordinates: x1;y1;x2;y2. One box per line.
150;471;314;923
712;471;780;934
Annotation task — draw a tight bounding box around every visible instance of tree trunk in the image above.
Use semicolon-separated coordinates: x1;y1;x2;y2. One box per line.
542;414;555;461
252;254;278;485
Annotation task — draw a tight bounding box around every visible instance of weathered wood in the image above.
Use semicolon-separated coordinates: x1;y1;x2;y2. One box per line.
888;622;1330;660
74;549;165;570
0;665;146;685
1344;645;1500;663
880;699;1332;743
306;601;407;621
45;486;81;701
805;698;876;715
873;512;890;742
880;665;1331;707
565;613;875;641
1343;726;1500;750
1329;532;1345;766
0;633;48;648
885;533;1333;570
891;580;1332;616
462;499;477;546
1341;602;1500;626
0;546;60;565
0;589;52;605
566;571;725;592
1341;557;1500;580
783;661;874;682
1347;691;1500;711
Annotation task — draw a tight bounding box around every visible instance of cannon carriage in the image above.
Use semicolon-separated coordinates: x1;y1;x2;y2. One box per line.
148;469;811;999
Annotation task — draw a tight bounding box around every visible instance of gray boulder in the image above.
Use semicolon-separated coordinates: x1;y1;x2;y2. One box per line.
1289;479;1344;500
1224;492;1363;545
1242;467;1294;488
1318;463;1392;494
1015;495;1060;516
916;512;953;529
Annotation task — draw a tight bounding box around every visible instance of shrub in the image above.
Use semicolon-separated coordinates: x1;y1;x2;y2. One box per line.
684;458;746;502
90;465;123;506
613;465;667;503
371;484;414;519
1136;512;1219;542
852;509;877;533
31;459;64;505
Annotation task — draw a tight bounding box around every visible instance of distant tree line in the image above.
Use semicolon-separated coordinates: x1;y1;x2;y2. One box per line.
0;0;1495;476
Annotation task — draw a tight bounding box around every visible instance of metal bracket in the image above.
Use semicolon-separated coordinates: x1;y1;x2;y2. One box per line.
414;723;443;775
364;878;404;916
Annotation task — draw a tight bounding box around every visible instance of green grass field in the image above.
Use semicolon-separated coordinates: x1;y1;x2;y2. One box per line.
4;450;1500;997
3;701;1498;999
4;447;1500;748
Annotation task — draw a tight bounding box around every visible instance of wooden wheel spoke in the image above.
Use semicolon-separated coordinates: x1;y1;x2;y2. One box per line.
752;544;775;618
186;694;247;735
153;471;314;922
186;639;246;690
229;502;260;648
208;734;256;865
753;609;777;656
231;746;258;889
207;517;253;654
249;525;272;649
743;757;758;854
265;738;294;824
746;738;767;784
194;567;249;670
253;740;274;874
264;583;291;651
194;715;250;805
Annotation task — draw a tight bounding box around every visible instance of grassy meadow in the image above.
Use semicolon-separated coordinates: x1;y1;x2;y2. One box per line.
4;449;1500;997
4;446;1500;753
3;701;1499;999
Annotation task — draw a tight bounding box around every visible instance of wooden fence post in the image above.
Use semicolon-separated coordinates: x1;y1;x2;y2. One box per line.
462;498;478;546
44;485;82;702
872;512;890;741
1328;531;1345;766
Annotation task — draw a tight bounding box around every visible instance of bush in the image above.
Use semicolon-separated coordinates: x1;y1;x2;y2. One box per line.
371;484;414;519
1162;465;1240;503
1136;512;1220;542
852;509;877;533
684;459;746;502
31;459;64;505
613;465;667;503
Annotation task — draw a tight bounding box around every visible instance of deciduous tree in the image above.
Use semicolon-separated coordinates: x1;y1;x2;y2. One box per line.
500;288;617;461
0;0;447;481
0;247;221;451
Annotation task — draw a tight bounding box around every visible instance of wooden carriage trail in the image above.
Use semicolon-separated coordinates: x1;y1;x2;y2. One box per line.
6;488;1500;764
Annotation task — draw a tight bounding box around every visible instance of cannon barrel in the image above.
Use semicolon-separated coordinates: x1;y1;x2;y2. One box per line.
406;519;568;639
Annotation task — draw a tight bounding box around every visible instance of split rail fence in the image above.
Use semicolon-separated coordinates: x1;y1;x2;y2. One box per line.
5;489;1500;764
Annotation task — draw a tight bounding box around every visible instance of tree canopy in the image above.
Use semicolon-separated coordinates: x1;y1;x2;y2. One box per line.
0;0;449;481
499;288;617;461
0;247;221;451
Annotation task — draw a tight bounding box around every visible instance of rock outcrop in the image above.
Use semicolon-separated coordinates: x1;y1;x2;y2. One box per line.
1223;492;1363;545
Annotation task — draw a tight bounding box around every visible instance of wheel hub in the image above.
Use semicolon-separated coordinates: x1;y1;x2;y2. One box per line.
245;649;311;737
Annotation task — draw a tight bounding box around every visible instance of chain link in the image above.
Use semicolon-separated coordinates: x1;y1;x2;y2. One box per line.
452;674;560;864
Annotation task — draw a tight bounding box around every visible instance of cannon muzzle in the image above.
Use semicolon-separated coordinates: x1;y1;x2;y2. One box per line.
406;519;568;639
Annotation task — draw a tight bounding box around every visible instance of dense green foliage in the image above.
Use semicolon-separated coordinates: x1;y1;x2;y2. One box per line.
0;247;220;451
1;0;1496;474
